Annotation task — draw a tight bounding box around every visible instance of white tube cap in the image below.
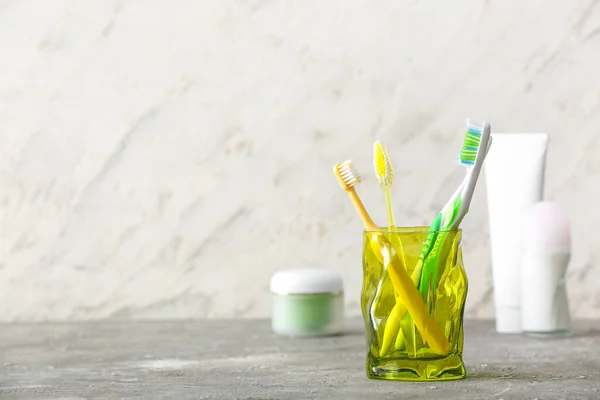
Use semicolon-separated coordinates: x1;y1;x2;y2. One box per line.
270;268;344;294
495;307;522;333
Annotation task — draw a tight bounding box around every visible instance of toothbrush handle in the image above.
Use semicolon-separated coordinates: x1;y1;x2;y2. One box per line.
372;236;450;355
383;187;396;230
347;188;378;231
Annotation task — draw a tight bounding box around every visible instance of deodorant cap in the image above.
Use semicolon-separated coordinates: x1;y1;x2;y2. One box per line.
525;202;571;254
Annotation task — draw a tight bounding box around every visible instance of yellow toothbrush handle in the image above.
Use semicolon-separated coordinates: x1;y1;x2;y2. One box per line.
381;251;426;355
347;188;378;231
371;236;450;355
380;302;406;355
383;187;396;230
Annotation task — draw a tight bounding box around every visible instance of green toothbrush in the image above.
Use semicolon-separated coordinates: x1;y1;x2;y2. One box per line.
416;120;492;301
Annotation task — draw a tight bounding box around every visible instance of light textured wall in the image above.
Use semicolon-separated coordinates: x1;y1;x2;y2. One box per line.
1;0;599;321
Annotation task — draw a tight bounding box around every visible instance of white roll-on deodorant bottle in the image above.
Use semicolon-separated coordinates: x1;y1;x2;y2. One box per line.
521;201;571;337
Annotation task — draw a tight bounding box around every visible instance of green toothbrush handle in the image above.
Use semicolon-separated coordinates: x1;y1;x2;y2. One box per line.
418;231;445;300
411;213;443;286
417;196;462;300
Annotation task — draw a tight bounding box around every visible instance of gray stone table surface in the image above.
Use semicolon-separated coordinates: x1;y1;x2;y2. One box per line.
1;319;599;400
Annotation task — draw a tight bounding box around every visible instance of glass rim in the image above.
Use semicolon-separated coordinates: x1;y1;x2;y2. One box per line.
363;226;462;234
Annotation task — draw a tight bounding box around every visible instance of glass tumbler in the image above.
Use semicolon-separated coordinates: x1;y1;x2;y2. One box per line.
361;227;468;381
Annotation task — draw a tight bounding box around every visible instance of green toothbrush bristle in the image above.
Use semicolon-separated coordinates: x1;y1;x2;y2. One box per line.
459;128;482;165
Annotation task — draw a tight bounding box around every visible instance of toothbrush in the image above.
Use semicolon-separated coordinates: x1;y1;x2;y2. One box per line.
332;159;398;341
372;142;407;356
416;120;492;300
333;161;450;356
390;122;491;351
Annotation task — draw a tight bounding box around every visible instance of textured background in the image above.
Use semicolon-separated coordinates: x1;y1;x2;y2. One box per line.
1;0;599;321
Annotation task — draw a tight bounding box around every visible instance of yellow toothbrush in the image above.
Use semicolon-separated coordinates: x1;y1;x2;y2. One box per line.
334;160;402;351
373;142;412;356
333;161;450;356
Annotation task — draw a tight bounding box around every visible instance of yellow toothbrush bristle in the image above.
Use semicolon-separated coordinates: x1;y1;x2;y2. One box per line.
374;141;394;188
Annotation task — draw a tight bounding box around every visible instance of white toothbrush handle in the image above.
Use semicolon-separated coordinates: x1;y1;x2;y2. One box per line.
441;176;468;229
